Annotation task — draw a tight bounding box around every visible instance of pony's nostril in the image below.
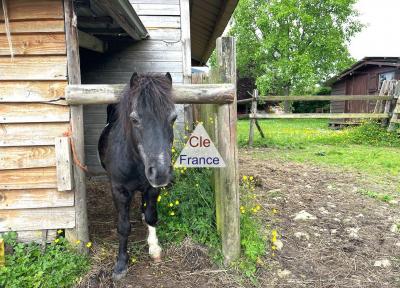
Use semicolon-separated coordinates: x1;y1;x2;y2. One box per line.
148;167;156;178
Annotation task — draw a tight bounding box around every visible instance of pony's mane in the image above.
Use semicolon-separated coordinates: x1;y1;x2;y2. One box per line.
117;73;174;128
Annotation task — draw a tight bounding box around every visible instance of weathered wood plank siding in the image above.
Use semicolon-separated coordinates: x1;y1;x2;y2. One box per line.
82;0;187;174
0;0;74;241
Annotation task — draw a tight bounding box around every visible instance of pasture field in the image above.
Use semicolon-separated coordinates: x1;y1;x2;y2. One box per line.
238;119;400;175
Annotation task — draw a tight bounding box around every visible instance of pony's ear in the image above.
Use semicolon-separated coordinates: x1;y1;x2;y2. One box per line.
130;72;139;87
165;72;172;85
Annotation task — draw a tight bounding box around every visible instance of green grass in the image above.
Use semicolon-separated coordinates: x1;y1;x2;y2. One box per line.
0;232;90;288
238;119;400;175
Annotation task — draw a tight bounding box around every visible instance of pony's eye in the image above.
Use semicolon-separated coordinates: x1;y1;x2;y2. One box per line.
129;112;140;124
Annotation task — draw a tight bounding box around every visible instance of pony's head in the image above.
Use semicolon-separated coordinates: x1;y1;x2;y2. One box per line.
119;72;176;187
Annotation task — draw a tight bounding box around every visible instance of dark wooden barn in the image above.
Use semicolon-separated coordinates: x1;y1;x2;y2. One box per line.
328;57;400;118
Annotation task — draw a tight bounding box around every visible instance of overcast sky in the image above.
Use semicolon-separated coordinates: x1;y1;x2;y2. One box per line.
349;0;400;60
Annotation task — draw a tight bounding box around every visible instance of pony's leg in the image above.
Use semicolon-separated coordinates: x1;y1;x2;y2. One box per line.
111;183;133;280
143;187;162;262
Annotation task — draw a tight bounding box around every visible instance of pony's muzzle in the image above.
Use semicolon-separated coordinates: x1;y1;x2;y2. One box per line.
146;164;172;188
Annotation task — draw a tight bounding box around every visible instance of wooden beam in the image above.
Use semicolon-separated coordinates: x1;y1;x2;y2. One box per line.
180;0;193;129
65;83;235;105
78;30;107;53
55;137;73;192
216;37;240;264
250;113;390;119
258;95;394;101
64;0;89;249
95;0;148;41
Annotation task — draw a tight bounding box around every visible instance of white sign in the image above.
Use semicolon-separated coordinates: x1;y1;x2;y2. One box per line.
174;124;225;168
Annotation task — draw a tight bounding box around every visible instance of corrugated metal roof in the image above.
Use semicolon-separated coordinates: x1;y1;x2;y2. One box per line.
190;0;238;65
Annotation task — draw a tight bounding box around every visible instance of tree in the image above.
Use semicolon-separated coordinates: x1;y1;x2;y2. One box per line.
230;0;363;101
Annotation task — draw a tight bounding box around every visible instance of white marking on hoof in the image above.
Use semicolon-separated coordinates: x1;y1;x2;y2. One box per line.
147;225;162;261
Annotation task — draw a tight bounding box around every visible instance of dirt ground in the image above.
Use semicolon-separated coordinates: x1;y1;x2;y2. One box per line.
77;148;400;288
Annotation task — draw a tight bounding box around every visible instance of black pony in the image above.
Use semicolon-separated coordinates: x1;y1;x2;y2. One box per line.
98;72;177;280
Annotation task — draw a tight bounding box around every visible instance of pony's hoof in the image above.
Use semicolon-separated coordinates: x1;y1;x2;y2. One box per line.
112;269;128;281
152;254;162;263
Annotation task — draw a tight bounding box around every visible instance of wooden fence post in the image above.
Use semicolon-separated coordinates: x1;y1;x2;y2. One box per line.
388;81;400;131
64;0;89;251
248;89;258;146
216;37;240;264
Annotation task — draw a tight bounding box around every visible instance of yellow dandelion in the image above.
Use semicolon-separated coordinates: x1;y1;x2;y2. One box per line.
54;238;60;244
86;242;92;248
271;245;277;250
175;200;179;205
249;176;254;181
255;205;261;211
75;240;81;245
157;195;162;202
171;147;176;153
272;208;278;214
169;202;174;207
242;175;248;181
131;257;137;264
144;203;147;207
57;229;63;235
169;211;175;216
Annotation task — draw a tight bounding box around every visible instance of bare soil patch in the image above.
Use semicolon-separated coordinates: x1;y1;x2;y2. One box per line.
78;148;400;288
241;148;400;288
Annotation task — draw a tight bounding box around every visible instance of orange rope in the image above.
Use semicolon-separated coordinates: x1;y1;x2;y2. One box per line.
63;126;89;173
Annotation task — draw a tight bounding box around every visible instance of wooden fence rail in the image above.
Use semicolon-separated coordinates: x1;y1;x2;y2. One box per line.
245;84;400;146
66;83;235;105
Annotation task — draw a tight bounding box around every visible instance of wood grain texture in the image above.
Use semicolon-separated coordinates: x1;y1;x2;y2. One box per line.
147;28;180;41
0;56;67;80
2;230;57;244
216;37;240;264
0;34;66;55
55;137;73;191
0;81;67;102
131;4;180;15
0;146;55;170
0;123;70;147
0;188;74;210
0;0;64;21
0;167;57;190
140;16;180;28
66;83;235;104
0;103;70;123
259;95;393;101
0;20;65;34
251;113;390;119
64;0;88;245
0;207;75;232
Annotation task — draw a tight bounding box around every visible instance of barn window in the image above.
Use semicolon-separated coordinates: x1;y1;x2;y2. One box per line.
379;71;395;88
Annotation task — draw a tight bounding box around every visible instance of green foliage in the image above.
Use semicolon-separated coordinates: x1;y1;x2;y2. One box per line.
0;232;90;288
158;141;266;278
235;177;266;278
157;167;221;253
358;189;394;203
230;0;363;95
292;86;331;113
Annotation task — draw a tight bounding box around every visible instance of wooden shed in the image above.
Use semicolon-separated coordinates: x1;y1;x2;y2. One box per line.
329;57;400;120
0;0;238;243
